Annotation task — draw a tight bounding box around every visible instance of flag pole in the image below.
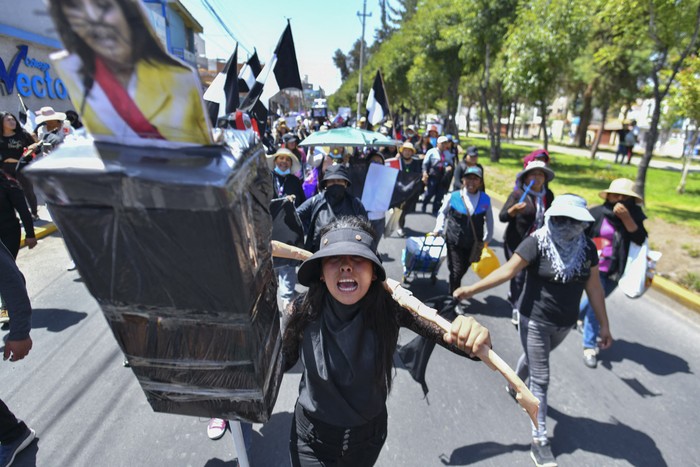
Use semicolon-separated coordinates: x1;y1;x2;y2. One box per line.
356;0;370;124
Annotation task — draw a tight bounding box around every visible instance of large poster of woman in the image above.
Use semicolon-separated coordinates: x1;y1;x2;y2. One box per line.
46;0;212;147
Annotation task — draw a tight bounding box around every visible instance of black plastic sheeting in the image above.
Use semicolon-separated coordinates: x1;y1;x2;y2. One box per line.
26;130;283;423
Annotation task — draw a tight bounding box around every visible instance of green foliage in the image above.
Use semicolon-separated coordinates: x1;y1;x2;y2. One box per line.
668;55;700;126
461;137;700;230
678;272;700;292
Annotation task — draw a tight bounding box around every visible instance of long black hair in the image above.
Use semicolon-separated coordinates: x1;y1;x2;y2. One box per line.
0;111;33;143
282;216;401;393
47;0;186;111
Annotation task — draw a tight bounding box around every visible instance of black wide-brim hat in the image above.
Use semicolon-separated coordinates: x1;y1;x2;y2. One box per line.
297;227;386;286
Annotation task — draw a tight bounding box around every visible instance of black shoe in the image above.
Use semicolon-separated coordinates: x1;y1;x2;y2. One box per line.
0;427;36;467
530;439;557;467
583;348;597;369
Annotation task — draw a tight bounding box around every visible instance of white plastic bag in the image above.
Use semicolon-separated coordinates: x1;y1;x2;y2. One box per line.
618;239;661;298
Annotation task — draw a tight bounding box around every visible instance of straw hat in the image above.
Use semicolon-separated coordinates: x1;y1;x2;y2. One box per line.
598;178;643;201
400;141;416;154
35;106;66;124
266;148;301;173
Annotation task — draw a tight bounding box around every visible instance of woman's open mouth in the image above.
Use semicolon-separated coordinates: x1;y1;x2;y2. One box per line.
337;278;358;293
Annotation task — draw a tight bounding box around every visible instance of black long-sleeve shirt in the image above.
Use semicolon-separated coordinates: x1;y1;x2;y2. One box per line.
0;240;32;340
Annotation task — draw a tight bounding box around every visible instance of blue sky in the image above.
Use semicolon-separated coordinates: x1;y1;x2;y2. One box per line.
180;0;384;94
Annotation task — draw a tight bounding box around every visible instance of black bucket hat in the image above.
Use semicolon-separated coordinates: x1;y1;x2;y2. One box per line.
322;163;352;187
297;227;386;286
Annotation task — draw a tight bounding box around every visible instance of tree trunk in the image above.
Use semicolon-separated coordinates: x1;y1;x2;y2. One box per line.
635;92;662;199
577;82;594;147
494;81;503;161
481;87;497;162
465;105;471;136
677;129;698;194
590;104;608;159
478;102;484;133
540;101;549;151
511;102;518;139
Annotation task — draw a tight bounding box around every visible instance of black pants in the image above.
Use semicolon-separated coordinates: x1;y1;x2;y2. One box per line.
0;398;28;444
398;195;419;229
0;222;21;259
446;241;473;294
3;162;38;216
290;403;387;467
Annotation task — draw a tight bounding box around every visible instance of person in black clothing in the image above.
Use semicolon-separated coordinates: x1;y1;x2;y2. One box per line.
0;174;36;259
0;112;40;219
455;194;612;467
0;173;37;322
499;160;555;324
283;216;491;467
296;164;368;252
0;239;36;465
395;142;424;237
453;146;485;191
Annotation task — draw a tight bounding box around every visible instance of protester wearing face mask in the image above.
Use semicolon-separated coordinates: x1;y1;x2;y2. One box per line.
454;194;612;467
269;148;306;207
577;178;646;368
296;164;368;252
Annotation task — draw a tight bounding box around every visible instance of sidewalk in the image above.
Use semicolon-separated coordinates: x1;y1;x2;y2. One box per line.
508;138;700;172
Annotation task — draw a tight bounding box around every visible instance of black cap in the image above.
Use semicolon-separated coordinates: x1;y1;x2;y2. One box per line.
322;163;352;187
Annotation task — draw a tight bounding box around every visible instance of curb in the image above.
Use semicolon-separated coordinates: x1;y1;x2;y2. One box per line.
20;222;58;248
650;276;700;313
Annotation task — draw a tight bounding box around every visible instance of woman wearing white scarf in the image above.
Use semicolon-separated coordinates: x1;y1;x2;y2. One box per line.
454;194;613;467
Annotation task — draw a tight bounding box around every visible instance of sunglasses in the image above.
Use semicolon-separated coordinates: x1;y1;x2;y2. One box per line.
550;216;583;226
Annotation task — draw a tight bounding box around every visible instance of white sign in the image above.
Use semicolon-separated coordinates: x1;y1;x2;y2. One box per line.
361;163;398;212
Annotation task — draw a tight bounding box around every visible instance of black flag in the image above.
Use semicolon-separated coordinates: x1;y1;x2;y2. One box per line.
273;21;302;91
238;50;262;93
366;70;391;126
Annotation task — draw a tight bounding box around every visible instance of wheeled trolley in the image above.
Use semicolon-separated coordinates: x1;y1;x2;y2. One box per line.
401;235;446;284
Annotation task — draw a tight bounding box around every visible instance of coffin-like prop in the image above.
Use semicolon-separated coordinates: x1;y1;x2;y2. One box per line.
26;132;282;422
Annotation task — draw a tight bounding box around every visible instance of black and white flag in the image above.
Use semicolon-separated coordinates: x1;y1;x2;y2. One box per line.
366;70;391;126
203;44;239;124
238;50;261;93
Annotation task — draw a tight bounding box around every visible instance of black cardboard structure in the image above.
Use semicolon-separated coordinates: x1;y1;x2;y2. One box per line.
26;133;282;422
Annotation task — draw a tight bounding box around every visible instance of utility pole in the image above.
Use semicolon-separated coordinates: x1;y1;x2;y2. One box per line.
356;0;371;125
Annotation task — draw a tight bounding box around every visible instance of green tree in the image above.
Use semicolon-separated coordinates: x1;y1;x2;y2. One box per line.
503;0;589;151
667;54;700;193
603;0;700;198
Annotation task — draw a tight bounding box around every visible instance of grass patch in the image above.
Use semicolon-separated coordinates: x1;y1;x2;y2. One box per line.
678;272;700;293
464;137;700;231
682;243;700;258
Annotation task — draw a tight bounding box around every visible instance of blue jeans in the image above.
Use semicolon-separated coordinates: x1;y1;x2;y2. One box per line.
579;273;617;349
516;314;571;441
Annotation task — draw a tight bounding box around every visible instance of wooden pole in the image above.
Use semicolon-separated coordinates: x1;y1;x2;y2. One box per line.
271;241;540;427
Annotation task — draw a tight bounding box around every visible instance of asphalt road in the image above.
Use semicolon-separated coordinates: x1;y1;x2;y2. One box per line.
3;201;700;466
